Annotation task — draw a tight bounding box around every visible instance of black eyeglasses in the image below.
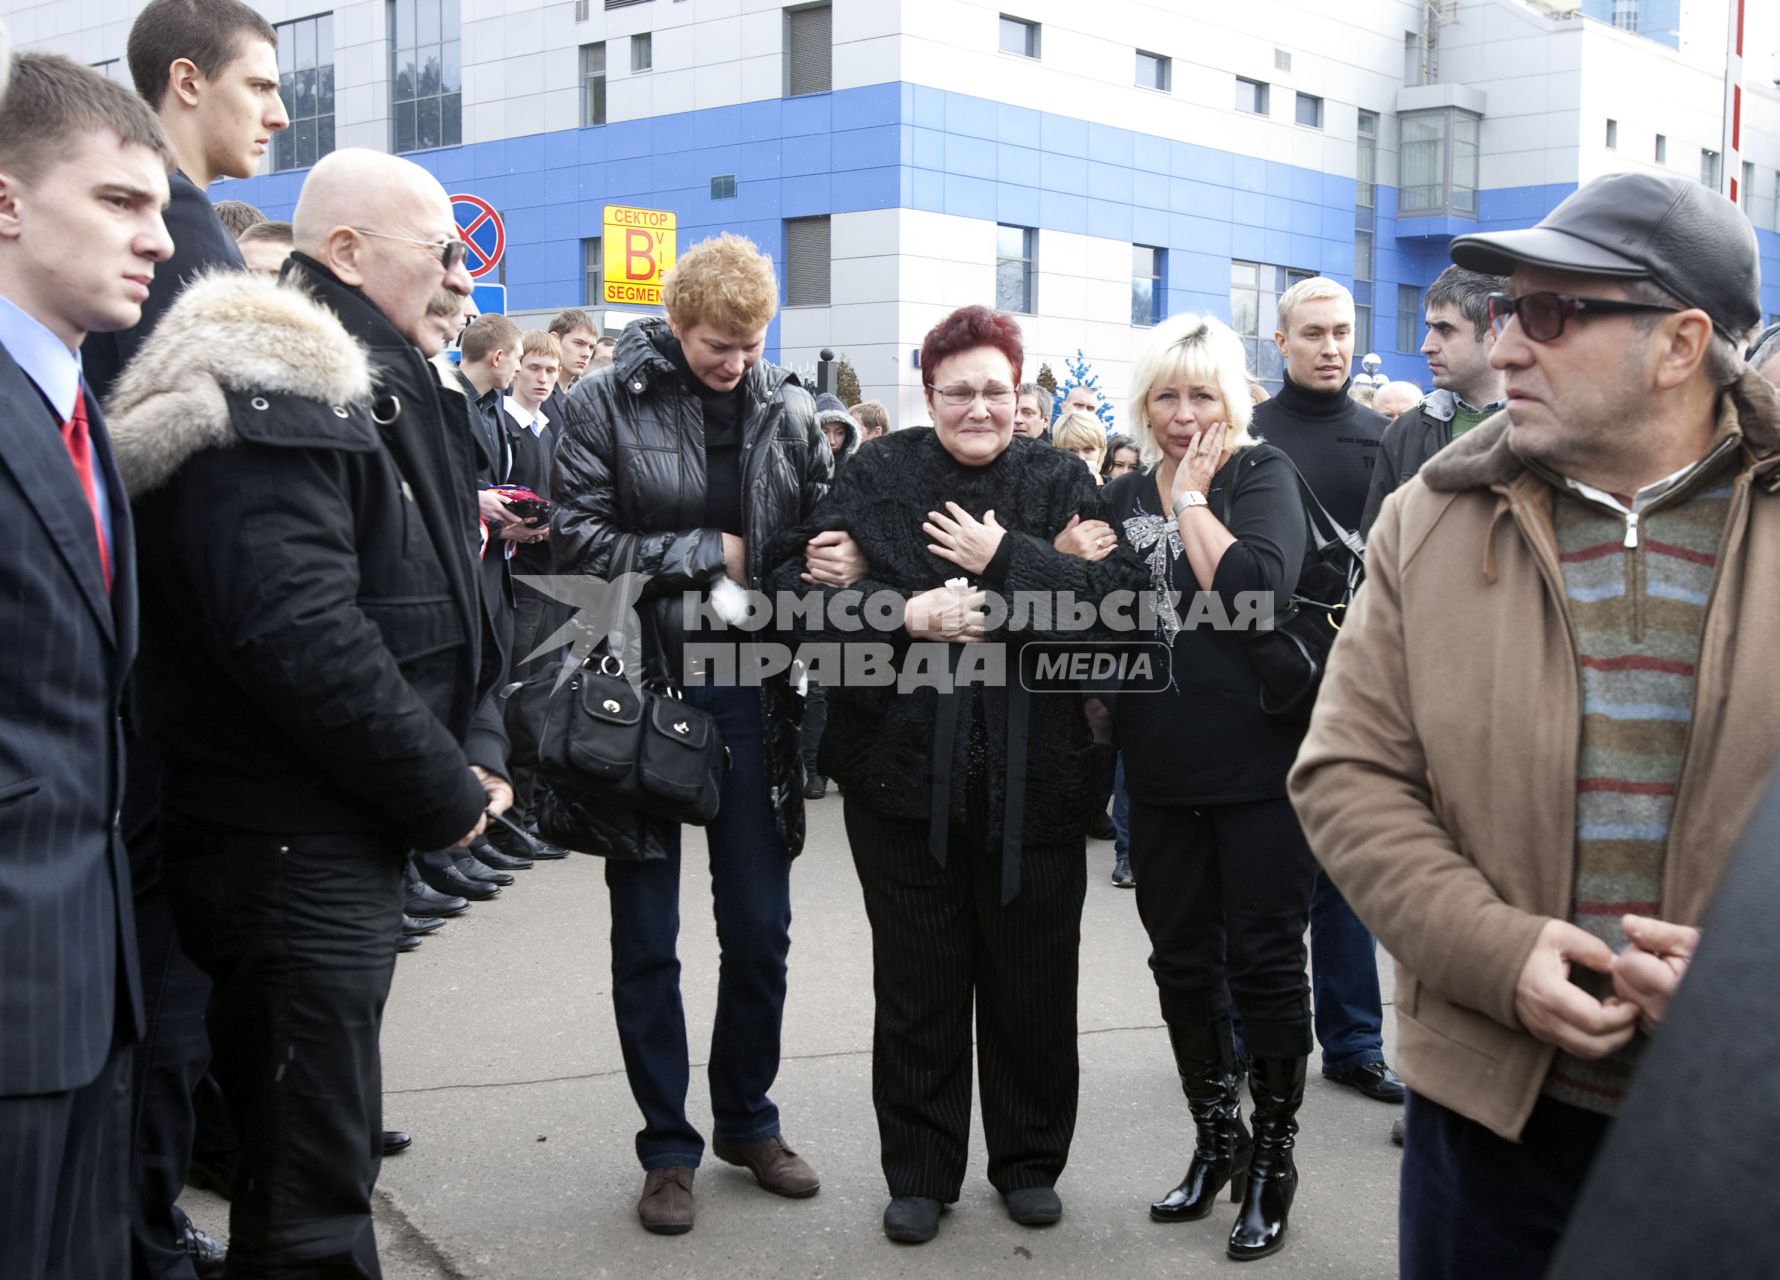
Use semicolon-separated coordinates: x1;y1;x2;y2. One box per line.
1486;291;1679;343
352;227;470;271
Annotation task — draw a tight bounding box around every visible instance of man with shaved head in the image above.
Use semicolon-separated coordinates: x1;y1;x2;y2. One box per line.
108;148;501;1277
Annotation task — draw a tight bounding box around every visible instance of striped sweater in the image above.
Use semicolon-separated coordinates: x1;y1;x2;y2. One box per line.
1543;457;1733;1114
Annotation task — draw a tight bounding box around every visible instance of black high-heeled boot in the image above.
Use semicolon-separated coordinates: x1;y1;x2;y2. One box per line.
1228;1055;1306;1261
1151;1021;1252;1223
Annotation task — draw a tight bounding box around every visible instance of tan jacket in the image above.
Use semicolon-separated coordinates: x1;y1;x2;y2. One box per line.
1289;368;1780;1140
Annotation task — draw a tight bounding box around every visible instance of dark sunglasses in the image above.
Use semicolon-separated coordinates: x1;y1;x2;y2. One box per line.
352;227;470;271
1486;291;1679;343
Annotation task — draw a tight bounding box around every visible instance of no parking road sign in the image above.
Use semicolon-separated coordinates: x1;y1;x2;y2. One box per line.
450;193;505;280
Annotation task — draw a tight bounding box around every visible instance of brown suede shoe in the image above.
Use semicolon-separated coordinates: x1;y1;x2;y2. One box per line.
711;1134;821;1198
637;1166;695;1234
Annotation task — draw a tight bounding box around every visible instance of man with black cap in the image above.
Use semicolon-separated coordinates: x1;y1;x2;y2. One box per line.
1289;170;1780;1279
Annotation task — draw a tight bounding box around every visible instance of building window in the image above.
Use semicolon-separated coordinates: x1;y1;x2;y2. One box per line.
710;174;737;200
1404;30;1424;86
1136;49;1171;92
631;32;652;72
580;42;606;126
1132;246;1164;327
1353;229;1373;285
1397;284;1421;353
1295;92;1323;129
273;14;334;171
583;238;602;305
784;216;830;306
1655;133;1666;164
1605;118;1617;150
996;224;1035;315
389;0;460;153
1699;148;1720;189
999;15;1040;59
574;0;588;19
1741;160;1754;207
1235;76;1269;116
1356;110;1378;209
1399;107;1480;216
1231;261;1312;391
1274;48;1292;72
605;0;648;7
785;3;832;96
1611;0;1638;29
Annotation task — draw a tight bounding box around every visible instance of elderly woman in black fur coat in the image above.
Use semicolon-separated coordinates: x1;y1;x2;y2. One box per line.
769;305;1145;1245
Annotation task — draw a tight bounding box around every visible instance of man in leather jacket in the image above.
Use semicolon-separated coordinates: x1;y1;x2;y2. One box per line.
107;149;504;1277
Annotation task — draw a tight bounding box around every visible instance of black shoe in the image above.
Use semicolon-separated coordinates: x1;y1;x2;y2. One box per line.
1088;811;1117;840
1152;1021;1252;1223
396;933;422;953
486;812;568;860
883;1196;942;1244
185;1151;237;1199
417;860;500;901
405;865;470;917
383;1129;413;1156
1111;854;1135;888
470;836;531;871
1330;1060;1406;1104
178;1219;227;1280
1003;1185;1062;1226
402;914;444;936
1228;1056;1306;1262
803;774;827;800
453;855;513;887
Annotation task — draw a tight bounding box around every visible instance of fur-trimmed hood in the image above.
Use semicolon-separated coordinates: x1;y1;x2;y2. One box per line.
105;269;375;496
1420;365;1780;493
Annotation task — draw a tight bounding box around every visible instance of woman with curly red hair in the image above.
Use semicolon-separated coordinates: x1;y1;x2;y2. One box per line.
771;305;1145;1244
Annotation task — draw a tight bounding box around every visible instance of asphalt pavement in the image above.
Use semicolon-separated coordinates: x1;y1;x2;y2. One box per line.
182;793;1402;1279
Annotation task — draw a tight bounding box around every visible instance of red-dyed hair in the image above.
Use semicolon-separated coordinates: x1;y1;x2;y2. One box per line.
920;305;1024;388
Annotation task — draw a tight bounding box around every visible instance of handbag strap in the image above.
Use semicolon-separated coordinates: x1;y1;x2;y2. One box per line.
1215;448;1365;563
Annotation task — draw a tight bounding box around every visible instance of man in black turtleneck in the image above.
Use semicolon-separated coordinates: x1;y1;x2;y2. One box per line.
1250;277;1401;1110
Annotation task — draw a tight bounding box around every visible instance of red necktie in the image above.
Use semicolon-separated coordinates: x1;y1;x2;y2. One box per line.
61;390;112;592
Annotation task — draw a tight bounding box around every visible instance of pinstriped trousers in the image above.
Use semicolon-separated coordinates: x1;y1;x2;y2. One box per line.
844;791;1087;1201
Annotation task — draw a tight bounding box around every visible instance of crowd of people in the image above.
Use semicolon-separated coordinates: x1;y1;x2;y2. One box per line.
3;0;1780;1277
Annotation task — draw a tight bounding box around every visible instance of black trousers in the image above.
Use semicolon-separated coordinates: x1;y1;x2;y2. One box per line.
1127;796;1316;1057
507;580;561;821
0;1029;133;1280
162;821;407;1279
844;792;1086;1200
1399;1091;1610;1280
800;681;827;779
130;880;213;1280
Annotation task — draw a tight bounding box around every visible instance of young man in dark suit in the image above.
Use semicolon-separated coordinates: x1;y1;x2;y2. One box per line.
81;3;288;1274
0;53;175;1280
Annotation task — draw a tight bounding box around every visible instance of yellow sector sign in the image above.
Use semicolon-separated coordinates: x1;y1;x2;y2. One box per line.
603;205;677;306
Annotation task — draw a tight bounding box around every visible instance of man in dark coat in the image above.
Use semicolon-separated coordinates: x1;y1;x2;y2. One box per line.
83;2;290;1272
0;53;174;1280
107;148;500;1278
550;233;864;1234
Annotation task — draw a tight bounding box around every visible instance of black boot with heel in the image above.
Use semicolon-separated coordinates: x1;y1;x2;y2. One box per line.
1150;1020;1252;1223
1227;1055;1306;1261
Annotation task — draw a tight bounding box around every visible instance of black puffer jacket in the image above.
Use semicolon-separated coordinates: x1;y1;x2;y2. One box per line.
547;318;831;860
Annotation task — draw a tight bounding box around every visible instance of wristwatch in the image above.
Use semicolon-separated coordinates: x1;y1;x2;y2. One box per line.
1171;490;1209;518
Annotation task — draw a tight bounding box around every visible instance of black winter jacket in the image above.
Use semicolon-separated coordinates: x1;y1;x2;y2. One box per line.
766;429;1148;874
1358;389;1499;536
547;318;831;860
108;257;497;851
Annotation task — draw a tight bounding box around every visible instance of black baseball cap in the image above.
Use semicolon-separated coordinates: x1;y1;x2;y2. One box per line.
1449;172;1761;339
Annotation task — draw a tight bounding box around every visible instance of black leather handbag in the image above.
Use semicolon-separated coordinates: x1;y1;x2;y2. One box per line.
502;547;726;827
1219;455;1365;721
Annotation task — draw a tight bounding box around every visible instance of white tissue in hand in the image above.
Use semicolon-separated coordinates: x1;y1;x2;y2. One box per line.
945;577;971;595
709;576;751;624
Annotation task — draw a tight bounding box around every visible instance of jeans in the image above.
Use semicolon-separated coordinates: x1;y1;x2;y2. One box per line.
1111;757;1130;861
1310;869;1385;1076
1399;1091;1609;1280
162;821;406;1279
605;683;794;1170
